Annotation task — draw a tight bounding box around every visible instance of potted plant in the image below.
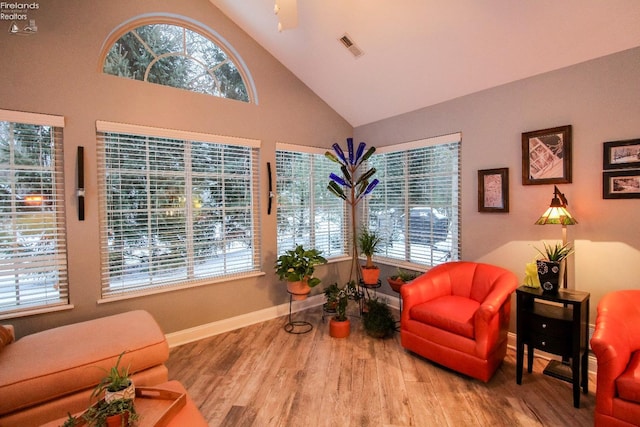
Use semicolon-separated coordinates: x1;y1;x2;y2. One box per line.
92;352;135;403
387;269;420;293
275;245;327;300
326;282;355;338
363;299;396;338
534;241;574;293
82;398;138;427
358;227;382;285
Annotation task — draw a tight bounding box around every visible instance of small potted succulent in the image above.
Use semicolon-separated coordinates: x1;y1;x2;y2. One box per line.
387;269;420;293
275;245;327;300
92;352;135;403
534;241;574;293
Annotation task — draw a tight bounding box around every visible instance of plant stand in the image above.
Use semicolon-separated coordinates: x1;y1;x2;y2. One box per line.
283;291;313;334
358;279;381;315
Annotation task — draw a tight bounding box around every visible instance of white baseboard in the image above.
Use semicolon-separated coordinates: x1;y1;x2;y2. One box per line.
166;294;597;376
165;294;324;348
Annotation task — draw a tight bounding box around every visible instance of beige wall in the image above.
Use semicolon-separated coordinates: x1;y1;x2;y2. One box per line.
0;0;352;336
356;46;640;323
2;0;638;337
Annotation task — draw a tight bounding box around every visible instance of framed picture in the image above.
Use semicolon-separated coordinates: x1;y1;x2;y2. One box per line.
603;139;640;170
478;168;509;212
522;125;572;185
603;170;640;199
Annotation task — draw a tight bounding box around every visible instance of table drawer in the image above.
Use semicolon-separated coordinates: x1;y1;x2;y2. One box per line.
529;332;571;355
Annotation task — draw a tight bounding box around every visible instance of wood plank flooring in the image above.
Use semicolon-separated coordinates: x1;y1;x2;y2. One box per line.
166;306;596;426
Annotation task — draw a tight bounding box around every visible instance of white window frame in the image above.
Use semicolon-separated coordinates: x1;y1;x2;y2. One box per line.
0;110;70;319
97;121;261;300
275;143;348;259
364;132;461;269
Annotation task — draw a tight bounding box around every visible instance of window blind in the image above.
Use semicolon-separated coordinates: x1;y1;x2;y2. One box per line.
275;143;347;258
0;110;68;316
97;121;261;298
365;133;461;267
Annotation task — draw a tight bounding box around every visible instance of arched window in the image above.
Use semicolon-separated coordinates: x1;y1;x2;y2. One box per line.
101;17;254;103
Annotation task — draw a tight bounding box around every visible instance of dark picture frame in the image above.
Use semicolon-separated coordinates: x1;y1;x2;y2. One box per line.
603;170;640;199
603;139;640;170
478;168;509;212
522;125;572;185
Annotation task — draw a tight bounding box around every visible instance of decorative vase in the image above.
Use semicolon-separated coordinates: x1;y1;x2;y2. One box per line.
287;278;311;300
329;318;350;338
105;380;135;403
362;266;380;285
536;260;565;293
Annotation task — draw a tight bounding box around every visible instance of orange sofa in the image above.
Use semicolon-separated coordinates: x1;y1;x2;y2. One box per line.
400;261;518;382
0;310;169;426
591;290;640;427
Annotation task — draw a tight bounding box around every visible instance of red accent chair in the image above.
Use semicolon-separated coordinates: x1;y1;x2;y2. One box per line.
400;261;518;382
590;290;640;427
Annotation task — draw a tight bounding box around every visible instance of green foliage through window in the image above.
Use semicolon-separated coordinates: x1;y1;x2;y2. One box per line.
103;22;250;102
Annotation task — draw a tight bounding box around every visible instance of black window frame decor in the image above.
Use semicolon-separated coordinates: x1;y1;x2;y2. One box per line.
603;170;640;199
603;139;640;170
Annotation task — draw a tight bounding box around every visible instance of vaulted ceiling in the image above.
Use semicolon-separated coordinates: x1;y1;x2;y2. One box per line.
210;0;640;127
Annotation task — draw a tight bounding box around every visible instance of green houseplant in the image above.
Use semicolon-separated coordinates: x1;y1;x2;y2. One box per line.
325;281;355;338
363;299;396;338
358;227;382;285
82;397;138;427
275;245;327;300
533;241;574;293
387;268;420;293
91;352;135;403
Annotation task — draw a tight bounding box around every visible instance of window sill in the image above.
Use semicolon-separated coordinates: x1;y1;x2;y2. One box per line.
0;303;75;321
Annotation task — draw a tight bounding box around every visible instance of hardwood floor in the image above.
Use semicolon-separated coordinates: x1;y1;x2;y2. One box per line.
166;306;596;426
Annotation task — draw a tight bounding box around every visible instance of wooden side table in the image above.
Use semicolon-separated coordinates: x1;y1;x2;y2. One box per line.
516;286;590;408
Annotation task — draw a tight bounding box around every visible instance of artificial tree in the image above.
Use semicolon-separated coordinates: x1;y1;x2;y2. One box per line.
325;138;379;283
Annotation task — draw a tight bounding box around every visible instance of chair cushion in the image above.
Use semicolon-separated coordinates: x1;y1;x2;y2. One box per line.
409;295;479;339
616;351;640;404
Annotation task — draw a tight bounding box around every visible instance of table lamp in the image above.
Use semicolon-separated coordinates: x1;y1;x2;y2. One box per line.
535;185;577;288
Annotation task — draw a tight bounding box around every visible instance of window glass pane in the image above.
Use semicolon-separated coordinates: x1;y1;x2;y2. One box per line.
103;22;250;102
276;147;347;258
0;115;68;315
98;127;260;298
367;137;460;268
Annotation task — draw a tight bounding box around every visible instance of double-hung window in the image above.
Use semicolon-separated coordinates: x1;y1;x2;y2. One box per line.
275;143;347;258
97;121;260;299
0;110;68;317
364;133;461;268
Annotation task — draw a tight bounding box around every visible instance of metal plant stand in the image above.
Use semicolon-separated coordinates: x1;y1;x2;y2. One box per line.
283;291;313;334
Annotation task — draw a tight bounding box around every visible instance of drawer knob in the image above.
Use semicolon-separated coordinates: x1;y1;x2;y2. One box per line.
541;341;546;347
542;323;547;328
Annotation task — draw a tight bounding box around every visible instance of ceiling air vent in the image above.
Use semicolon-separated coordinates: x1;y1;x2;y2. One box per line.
338;33;364;58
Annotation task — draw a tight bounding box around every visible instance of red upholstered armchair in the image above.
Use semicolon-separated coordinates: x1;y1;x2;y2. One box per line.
590;290;640;427
400;261;518;382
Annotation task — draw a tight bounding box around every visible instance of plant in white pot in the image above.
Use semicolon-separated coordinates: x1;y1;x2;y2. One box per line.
275;245;327;300
91;352;135;403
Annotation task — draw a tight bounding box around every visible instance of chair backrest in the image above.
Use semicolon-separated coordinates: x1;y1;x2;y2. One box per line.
436;261;513;303
596;290;640;353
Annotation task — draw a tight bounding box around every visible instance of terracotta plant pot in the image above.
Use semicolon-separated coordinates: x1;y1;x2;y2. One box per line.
287;279;311;300
387;277;405;293
106;412;129;427
329;317;351;338
361;266;380;285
